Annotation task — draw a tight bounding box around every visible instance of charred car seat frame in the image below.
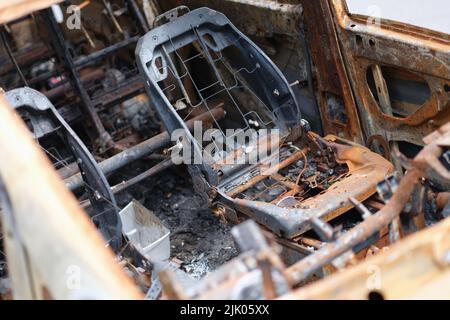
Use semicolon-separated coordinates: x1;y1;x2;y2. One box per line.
136;7;394;239
5;87;122;251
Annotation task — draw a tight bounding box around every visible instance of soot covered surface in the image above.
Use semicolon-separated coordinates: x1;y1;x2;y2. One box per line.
115;166;238;279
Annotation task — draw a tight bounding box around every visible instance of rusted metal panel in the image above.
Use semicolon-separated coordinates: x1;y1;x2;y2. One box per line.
177;0;303;37
329;0;450;162
296;0;364;143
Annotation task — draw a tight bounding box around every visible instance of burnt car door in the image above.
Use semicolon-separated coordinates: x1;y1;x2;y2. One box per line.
328;0;450;169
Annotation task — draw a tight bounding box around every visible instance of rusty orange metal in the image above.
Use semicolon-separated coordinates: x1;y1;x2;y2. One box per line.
227;134;393;238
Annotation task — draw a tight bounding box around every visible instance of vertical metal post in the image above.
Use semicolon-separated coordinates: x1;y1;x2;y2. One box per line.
126;0;149;34
42;8;112;149
0;27;28;86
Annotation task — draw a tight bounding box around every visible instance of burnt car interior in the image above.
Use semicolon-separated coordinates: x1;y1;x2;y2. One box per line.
0;0;449;300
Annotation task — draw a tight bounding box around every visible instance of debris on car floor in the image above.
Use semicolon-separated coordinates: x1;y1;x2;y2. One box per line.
117;170;238;279
0;0;448;300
